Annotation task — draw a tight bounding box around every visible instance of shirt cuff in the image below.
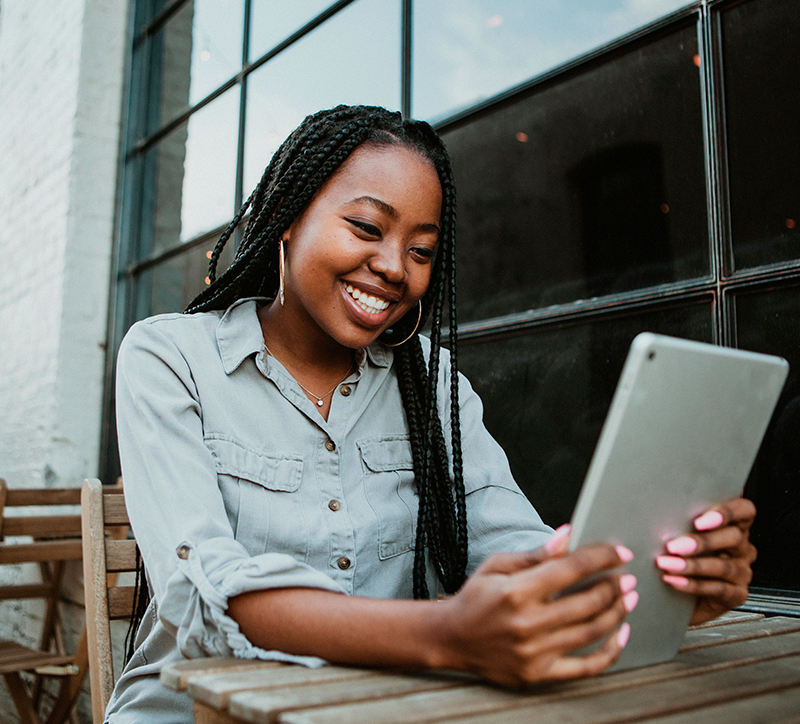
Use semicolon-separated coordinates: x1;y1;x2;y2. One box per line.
158;537;346;666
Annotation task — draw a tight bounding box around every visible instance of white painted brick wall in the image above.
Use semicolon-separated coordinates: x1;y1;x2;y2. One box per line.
0;0;129;720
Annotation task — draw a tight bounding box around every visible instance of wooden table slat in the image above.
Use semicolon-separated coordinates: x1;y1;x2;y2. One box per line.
188;665;376;709
171;616;800;724
270;623;800;724
229;673;467;724
432;654;800;724
161;658;283;692
679;614;800;651
629;685;800;724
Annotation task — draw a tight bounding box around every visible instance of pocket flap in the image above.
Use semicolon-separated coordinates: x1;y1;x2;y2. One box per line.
205;436;303;492
358;436;414;472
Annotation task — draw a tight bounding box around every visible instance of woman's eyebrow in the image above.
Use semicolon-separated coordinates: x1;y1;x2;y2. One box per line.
345;195;440;233
346;195;398;219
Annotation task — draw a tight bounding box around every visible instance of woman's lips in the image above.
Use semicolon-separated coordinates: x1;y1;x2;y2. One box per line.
341;282;395;328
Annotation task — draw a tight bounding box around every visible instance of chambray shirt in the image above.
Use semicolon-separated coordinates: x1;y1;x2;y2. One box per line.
106;297;552;723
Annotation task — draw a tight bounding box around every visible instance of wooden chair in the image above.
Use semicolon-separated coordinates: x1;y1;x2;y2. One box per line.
81;478;138;724
0;479;89;724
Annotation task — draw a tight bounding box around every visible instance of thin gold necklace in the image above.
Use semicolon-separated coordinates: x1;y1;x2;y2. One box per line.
263;343;353;407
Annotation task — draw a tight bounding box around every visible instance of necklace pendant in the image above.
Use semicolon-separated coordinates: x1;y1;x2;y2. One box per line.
316;399;324;407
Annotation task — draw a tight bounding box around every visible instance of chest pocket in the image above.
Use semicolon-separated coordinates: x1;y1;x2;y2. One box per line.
205;436;307;561
358;435;417;560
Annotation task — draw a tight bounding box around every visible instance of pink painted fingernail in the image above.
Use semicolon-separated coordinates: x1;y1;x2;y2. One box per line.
545;523;572;553
656;555;687;572
620;573;637;594
623;590;639;613
694;510;724;531
617;622;631;649
615;545;634;563
666;536;697;556
662;574;690;588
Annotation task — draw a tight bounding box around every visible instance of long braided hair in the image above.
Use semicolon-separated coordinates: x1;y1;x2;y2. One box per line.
187;105;467;599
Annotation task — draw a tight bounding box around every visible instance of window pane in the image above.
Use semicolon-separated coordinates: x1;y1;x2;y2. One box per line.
720;0;800;271
148;0;244;132
242;0;401;193
442;24;708;323
145;86;240;254
137;236;236;319
736;283;800;592
414;0;691;121
249;0;338;62
457;301;713;526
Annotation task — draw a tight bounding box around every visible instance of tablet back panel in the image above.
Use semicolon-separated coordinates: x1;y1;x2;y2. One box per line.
568;333;788;671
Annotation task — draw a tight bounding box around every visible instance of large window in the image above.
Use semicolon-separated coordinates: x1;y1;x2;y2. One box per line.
108;0;800;612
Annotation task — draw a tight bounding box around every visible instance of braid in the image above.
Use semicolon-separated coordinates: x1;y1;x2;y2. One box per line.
185;105;468;599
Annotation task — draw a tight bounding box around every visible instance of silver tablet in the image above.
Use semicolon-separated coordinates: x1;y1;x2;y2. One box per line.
567;332;788;671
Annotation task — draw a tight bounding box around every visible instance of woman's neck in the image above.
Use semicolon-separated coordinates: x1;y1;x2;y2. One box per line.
257;301;356;394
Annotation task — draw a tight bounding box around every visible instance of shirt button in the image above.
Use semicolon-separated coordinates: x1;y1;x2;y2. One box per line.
328;499;341;511
176;545;190;560
324;438;336;452
337;556;351;570
339;384;352;397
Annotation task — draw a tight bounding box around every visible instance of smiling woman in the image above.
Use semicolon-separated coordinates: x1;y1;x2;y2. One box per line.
108;105;758;724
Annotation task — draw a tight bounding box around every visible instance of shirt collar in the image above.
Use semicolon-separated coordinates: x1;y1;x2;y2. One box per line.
216;297;390;375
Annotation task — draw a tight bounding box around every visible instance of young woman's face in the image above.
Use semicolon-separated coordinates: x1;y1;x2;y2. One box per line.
281;143;443;350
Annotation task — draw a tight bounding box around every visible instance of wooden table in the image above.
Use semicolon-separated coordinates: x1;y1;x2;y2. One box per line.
161;612;800;724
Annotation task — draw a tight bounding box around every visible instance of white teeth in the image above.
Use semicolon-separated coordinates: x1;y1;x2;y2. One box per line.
345;284;390;314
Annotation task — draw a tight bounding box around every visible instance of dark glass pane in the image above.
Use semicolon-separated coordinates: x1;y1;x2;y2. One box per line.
242;0;401;193
721;0;800;271
737;283;800;592
441;24;709;323
414;0;690;122
146;0;244;133
249;0;338;62
136;236;236;319
457;301;713;527
142;86;240;255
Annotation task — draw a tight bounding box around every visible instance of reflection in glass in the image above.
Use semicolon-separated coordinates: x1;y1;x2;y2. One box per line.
146;87;240;253
147;0;244;131
139;236;236;319
737;284;800;592
414;0;691;121
720;0;800;271
249;0;337;62
457;302;713;526
441;25;708;322
243;0;401;193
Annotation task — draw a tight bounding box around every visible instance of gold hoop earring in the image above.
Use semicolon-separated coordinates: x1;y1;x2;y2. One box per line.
278;239;286;306
382;301;422;347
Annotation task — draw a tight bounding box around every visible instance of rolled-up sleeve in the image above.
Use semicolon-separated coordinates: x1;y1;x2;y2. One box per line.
116;319;345;663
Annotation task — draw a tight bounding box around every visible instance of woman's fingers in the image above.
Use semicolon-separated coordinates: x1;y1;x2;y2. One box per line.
658;496;758;625
695;498;756;532
514;543;633;604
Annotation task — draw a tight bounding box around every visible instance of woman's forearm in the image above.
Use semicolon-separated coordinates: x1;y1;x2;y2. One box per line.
227;587;451;670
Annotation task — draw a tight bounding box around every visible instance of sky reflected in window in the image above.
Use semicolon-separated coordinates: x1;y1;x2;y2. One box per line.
414;0;691;121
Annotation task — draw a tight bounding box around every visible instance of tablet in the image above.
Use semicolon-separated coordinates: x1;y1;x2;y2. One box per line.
566;332;788;672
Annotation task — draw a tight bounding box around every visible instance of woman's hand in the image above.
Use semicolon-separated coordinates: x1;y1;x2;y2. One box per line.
432;535;637;687
656;497;757;625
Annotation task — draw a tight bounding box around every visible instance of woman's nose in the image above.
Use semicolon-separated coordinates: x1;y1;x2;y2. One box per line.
368;242;405;283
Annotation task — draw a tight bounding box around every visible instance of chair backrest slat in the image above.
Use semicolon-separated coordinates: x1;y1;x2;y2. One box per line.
82;478;135;724
107;587;137;620
105;538;138;571
1;514;83;539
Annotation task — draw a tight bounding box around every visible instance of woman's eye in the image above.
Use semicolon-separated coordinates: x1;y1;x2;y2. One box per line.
410;246;435;261
347;218;381;237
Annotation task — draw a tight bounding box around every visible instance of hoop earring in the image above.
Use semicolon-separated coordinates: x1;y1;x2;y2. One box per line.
278;239;286;306
382;302;422;347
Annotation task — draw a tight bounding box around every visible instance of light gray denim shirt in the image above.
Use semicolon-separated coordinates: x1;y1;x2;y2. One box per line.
107;297;552;723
